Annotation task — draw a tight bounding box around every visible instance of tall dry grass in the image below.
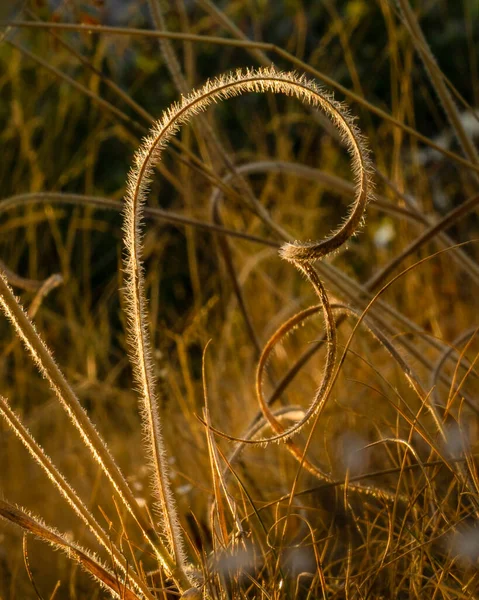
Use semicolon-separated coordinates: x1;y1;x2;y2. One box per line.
0;1;478;598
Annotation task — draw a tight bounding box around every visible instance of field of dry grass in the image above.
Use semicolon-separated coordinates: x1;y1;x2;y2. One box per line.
0;1;479;598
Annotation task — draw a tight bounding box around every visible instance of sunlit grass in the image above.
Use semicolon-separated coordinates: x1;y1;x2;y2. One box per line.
0;1;478;598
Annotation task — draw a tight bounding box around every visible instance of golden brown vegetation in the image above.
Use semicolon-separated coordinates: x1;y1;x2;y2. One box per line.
0;1;478;598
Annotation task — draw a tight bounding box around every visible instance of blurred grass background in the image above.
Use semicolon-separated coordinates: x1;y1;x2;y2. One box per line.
0;0;479;598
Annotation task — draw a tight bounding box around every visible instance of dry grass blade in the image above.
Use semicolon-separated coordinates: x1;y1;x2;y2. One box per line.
395;0;479;167
325;246;479;515
27;274;63;319
0;192;276;247
5;38;143;134
430;327;479;409
0;500;141;600
0;271;178;585
23;533;44;600
202;342;244;551
0;259;54;292
0;395;155;600
211;193;262;355
122;65;371;591
5;20;479;173
366;193;479;290
2;4;478;596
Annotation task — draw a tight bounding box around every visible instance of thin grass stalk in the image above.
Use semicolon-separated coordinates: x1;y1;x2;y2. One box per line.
147;0;189;96
211;195;262;356
257;452;478;512
395;0;479;167
315;258;475;370
6;20;479;173
0;259;51;292
5;38;143;134
0;500;141;600
24;6;155;126
444;338;479;415
324;253;479;514
195;0;271;66
430;327;479;408
27;274;63;318
202;343;244;548
123;66;371;589
374;169;479;284
0;272;181;585
0;192;276;247
147;0;289;240
366;193;479;290
22;534;44;600
251;264;338;444
0;396;156;600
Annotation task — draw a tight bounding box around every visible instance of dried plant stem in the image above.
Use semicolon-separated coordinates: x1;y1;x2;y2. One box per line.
0;500;141;600
430;327;479;408
0;259;51;292
366;193;479;290
147;0;188;96
148;0;288;240
0;273;182;587
250;264;337;443
27;274;63;318
0;396;156;600
202;343;244;547
396;0;479;167
5;38;143;134
6;20;479;173
0;192;276;247
326;252;479;514
123;66;371;588
211;196;262;355
196;0;270;66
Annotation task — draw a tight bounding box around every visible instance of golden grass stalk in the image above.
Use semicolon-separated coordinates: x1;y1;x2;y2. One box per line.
27;273;63;318
0;395;155;600
0;499;141;600
0;271;183;587
123;67;371;592
123;66;372;457
148;0;289;240
395;0;479;167
7;17;479;176
430;327;479;408
201;342;244;549
0;259;55;292
0;192;276;247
